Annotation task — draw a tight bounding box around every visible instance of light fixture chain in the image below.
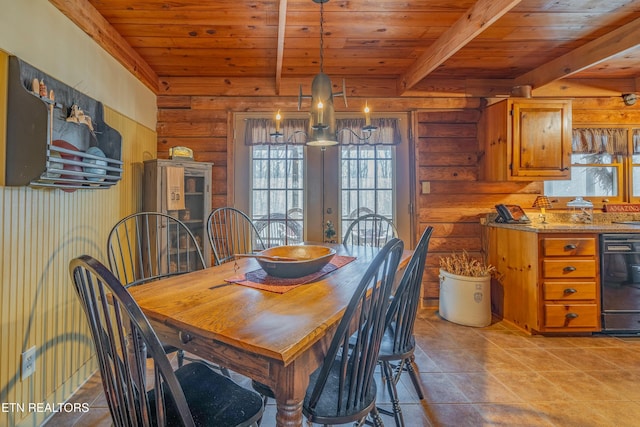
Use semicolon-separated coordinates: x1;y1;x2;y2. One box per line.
319;0;324;73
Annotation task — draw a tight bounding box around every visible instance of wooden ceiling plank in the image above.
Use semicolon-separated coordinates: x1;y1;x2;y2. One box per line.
49;0;159;92
276;0;288;95
398;0;522;94
515;16;640;89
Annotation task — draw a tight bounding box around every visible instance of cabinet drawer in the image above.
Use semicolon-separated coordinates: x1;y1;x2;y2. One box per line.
543;281;597;300
544;304;599;328
542;238;596;256
542;259;596;278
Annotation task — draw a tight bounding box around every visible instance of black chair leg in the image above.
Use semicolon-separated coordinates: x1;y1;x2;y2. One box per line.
380;361;404;427
177;349;185;367
370;406;385;427
405;356;424;400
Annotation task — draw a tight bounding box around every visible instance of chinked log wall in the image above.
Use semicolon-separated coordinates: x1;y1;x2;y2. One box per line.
156;94;637;306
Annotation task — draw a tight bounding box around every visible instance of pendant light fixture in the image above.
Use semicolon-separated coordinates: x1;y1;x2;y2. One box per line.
272;0;377;146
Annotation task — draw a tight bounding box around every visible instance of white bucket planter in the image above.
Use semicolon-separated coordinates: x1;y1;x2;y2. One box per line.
439;269;491;327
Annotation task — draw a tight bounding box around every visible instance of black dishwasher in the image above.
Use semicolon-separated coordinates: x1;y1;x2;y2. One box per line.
600;234;640;334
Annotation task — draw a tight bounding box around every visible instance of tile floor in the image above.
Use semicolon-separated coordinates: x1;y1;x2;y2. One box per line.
44;309;640;426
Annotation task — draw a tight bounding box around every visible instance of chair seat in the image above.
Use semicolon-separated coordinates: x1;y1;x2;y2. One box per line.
150;361;263;427
377;328;415;361
303;361;377;423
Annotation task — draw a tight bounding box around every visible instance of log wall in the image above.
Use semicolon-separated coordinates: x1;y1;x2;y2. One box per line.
157;93;639;306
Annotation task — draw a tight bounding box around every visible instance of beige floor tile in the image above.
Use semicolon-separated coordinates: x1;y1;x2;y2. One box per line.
502;347;578;372
70;408;112;427
416;373;469;404
424;403;485;427
447;372;522;403
412;346;443;373
537;370;624;401
588;346;640;370
529;401;616;427
528;334;582;349
423;348;485;373
480;329;543;349
475;403;555;426
545;347;622;371
583;369;640;401
490;371;568;402
465;345;533;373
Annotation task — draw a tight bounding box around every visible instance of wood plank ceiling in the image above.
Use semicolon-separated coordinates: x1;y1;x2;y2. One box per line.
50;0;640;98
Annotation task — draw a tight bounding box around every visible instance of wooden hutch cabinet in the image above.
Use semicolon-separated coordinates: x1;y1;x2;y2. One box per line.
480;98;572;181
143;159;213;267
487;226;600;334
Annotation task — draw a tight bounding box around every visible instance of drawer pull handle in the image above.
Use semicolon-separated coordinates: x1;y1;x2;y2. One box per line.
564;244;577;250
566;312;579;320
179;331;192;344
563;266;577;272
563;288;577;295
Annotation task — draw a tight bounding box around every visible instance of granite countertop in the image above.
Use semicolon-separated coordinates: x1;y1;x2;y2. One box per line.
484;212;640;234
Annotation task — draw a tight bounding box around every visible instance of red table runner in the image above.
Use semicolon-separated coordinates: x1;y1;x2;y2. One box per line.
225;255;356;293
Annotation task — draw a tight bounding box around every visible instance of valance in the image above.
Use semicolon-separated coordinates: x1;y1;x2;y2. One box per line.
244;117;401;146
572;128;627;155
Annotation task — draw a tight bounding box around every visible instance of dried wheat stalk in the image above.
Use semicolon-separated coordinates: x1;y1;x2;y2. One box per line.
439;250;496;277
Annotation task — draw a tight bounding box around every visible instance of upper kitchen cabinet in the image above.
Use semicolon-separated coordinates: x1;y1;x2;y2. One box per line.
3;56;123;190
480;98;572;181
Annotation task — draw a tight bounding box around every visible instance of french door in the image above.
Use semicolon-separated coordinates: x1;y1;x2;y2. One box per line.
233;113;412;245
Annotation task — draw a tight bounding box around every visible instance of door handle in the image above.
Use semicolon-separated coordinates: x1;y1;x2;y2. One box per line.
563;288;577;295
564;244;577;250
566;312;579;319
563;266;577;272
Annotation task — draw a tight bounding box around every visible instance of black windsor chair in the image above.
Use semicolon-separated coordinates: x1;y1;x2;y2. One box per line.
107;212;207;367
69;255;264;427
376;226;433;427
302;238;405;426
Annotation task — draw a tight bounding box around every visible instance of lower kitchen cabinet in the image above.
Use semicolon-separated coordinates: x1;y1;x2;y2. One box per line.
486;227;601;334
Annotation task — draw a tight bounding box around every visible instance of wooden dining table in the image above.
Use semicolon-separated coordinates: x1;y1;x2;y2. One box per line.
127;242;412;427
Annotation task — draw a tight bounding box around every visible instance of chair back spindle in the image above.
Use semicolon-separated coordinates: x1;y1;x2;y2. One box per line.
343;213;398;247
207;207;266;265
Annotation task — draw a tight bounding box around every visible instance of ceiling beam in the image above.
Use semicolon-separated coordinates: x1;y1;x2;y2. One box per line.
516;17;640;90
48;0;159;93
398;0;522;95
275;0;288;96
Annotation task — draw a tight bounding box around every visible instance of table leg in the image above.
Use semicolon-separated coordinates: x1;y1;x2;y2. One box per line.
275;397;304;427
273;361;311;427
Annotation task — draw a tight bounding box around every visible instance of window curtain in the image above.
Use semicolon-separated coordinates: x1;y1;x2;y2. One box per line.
634;129;640;154
244;118;308;145
572;128;627;155
244;117;401;146
335;118;400;145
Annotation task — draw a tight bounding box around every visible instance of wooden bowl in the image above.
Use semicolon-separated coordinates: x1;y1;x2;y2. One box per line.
256;245;336;278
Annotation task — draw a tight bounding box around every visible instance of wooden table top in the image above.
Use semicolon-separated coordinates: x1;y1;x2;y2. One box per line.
128;243;412;367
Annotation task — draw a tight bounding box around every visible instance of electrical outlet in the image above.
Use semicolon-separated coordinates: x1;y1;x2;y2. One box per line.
21;346;36;380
